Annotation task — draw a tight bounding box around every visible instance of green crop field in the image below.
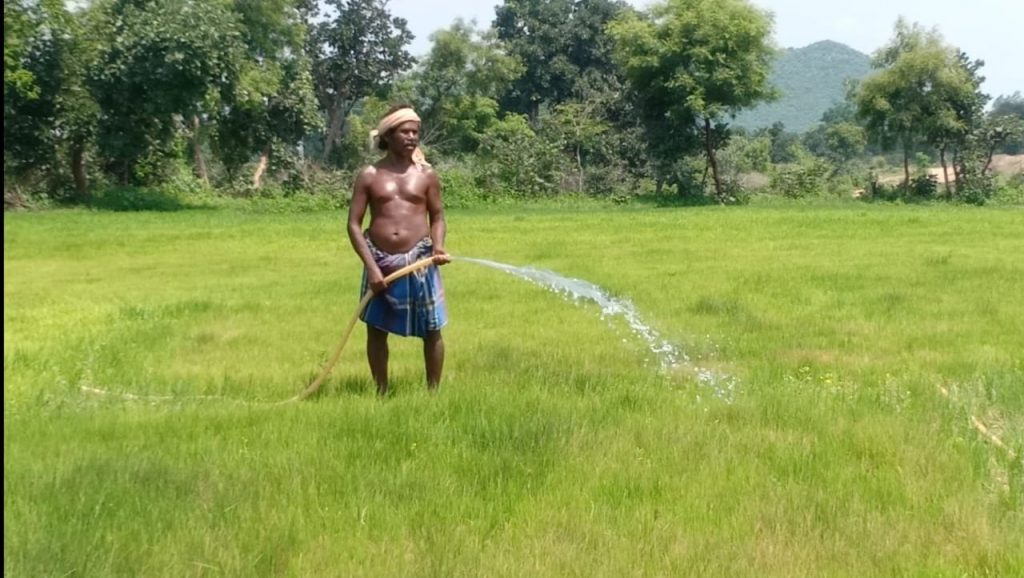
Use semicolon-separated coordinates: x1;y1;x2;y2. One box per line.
5;204;1023;576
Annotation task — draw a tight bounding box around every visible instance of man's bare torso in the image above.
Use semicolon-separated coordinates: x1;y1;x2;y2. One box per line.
364;162;433;254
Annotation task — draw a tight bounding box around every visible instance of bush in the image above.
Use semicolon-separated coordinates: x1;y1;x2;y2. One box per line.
437;162;493;208
297;166;353;205
908;174;938;199
476;114;566;197
88;187;192;212
989;174;1024;206
582;162;642;198
769;154;830;198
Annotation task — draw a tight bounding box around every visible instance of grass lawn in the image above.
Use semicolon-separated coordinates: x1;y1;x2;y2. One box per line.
4;203;1023;576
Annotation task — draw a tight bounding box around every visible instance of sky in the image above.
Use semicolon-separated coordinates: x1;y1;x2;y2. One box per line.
386;0;1022;100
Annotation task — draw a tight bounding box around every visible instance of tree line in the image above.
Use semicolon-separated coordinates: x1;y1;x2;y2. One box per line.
5;0;1023;208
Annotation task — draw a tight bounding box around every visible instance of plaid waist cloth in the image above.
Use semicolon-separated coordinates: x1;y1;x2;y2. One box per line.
359;234;448;337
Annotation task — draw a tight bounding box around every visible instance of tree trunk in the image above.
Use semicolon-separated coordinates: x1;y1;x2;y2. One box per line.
192;115;209;185
71;143;88;202
704;117;723;201
322;104;344;161
982;144;996;177
952;147;963;184
576;144;584;193
902;142;911;196
323;98;357;162
655;177;664;196
252;144;271;189
939;145;951;199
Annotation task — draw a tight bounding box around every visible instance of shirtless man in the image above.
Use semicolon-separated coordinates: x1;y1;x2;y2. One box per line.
347;106;450;395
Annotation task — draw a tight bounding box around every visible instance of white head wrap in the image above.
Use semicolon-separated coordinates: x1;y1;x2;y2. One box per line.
368;108;429;167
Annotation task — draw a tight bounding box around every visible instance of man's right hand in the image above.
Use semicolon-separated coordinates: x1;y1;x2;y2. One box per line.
368;268;387;294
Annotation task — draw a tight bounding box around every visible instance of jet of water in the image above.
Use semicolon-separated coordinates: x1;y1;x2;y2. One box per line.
457;257;737;402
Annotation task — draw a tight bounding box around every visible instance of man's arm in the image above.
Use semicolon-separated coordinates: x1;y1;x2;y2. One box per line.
347;167;387;293
425;168;449;264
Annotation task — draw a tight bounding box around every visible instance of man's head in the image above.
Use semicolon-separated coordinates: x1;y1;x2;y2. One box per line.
376;105;420;151
371;105;429;166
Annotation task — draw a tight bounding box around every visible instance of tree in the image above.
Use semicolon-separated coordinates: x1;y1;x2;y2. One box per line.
216;0;321;188
758;122;801;164
546;100;611;192
991;92;1024;120
989;92;1024;155
821;123;867;171
5;0;63;182
307;0;414;163
4;1;39;104
974;114;1024;175
494;0;626;122
4;0;98;201
925;50;987;196
410;19;522;153
609;0;776;201
89;0;244;184
476;113;565;197
855;19;986;195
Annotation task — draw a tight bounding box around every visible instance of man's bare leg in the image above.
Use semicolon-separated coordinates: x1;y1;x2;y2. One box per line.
424;330;444;390
367;326;389;395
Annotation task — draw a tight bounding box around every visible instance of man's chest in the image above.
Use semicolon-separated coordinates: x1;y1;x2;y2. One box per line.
370;175;427;204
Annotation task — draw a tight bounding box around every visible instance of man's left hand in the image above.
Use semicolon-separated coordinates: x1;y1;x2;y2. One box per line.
432;247;451;265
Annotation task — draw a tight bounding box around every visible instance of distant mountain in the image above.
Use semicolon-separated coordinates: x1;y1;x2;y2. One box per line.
732;40;872;133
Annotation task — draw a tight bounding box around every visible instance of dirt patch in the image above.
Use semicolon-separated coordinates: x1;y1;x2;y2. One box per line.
989;153;1024;175
876;154;1023;185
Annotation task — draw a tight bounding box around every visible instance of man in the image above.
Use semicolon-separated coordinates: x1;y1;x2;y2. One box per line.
347;105;450;395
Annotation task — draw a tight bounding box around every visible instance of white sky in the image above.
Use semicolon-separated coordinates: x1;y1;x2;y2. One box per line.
387;0;1022;99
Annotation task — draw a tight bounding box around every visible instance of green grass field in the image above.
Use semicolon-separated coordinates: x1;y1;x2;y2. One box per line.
5;203;1023;576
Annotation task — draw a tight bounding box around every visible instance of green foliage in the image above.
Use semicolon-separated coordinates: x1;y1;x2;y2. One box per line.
329;95;397;171
769;150;831;198
542;100;613;193
434;162;494;208
755;122;802;164
803;122;868;172
992;92;1024;120
215;0;321;183
981;113;1024;158
855;18;986;193
717;134;771;197
953;153;996;205
609;0;775;199
494;0;626;118
87;187;193;212
721;135;772;174
4;1;63;177
4;0;99;202
909;174;939;199
297;166;354;202
89;0;245;184
476;114;566;197
986;94;1024;161
3;0;40;101
411;20;521;153
436;96;504;154
2;1;1012;207
307;0;414;161
989;175;1024;206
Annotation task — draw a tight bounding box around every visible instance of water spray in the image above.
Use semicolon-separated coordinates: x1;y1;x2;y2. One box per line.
83;255;735;404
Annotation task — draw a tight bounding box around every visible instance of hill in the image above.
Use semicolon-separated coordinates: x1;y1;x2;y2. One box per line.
733;40;872;133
